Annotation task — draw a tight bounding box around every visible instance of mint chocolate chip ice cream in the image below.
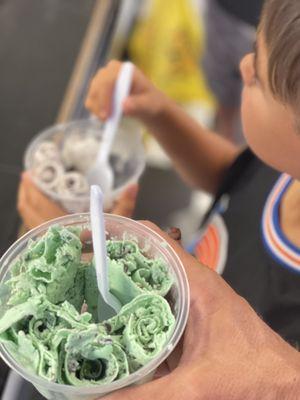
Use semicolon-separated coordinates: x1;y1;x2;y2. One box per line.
0;225;175;386
107;294;176;366
107;240;173;304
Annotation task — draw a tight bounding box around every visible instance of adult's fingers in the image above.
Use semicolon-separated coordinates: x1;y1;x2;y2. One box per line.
166;227;182;243
102;374;172;400
138;220;231;308
153;361;171;379
102;367;204;400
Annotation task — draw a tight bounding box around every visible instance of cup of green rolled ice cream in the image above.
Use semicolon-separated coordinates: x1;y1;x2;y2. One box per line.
0;213;190;400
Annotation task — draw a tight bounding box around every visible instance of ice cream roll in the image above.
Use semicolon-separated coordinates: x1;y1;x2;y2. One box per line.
106;240;174;305
56;172;89;197
62;327;129;386
33;141;60;165
105;294;175;367
61;133;100;174
33;160;64;191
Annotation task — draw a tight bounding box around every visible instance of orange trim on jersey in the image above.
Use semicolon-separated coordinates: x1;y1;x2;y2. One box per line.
195;223;220;271
265;219;300;264
264;174;300;266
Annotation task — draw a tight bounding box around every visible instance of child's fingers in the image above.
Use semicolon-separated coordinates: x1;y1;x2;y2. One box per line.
18;173;38;213
85;60;122;120
17;177;27;217
122;95;149;117
86;73;113;120
22;204;44;229
18;172;65;229
21;172;48;212
123;90;165;120
85;61;152;120
112;184;139;218
17;180;44;229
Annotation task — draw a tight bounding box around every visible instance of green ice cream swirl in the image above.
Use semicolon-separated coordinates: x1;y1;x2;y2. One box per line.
0;227;177;387
7;226;83;307
0;296;94;383
106;294;175;368
29;310;57;343
62;327;129;386
107;240;174;305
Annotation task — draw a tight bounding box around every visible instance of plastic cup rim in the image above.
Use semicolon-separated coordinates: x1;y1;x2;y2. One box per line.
0;213;190;395
23;119;146;202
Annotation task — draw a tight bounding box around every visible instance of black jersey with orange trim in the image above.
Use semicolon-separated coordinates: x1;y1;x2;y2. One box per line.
189;148;300;347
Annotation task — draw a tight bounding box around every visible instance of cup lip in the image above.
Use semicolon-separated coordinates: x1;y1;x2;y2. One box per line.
0;213;190;395
23;118;146;203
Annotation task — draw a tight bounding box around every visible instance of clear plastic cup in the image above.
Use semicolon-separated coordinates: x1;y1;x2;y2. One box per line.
0;213;190;400
24;118;146;212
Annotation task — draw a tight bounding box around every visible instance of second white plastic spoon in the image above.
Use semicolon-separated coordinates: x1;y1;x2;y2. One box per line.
87;62;134;194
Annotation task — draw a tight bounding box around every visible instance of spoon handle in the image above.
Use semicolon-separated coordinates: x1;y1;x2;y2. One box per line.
90;186;108;295
90;185;122;313
98;62;134;164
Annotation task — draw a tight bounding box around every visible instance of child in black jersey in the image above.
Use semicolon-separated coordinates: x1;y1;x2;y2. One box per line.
84;0;300;349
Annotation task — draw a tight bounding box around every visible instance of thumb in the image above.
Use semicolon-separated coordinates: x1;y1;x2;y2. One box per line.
102;374;171;400
123;94;154;119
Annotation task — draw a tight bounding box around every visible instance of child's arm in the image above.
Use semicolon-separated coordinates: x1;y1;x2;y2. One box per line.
86;61;240;194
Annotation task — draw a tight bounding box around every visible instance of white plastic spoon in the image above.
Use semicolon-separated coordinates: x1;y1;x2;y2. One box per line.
87;62;134;194
90;185;122;320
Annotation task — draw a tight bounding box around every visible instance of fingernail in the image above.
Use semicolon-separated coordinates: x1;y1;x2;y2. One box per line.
167;227;182;241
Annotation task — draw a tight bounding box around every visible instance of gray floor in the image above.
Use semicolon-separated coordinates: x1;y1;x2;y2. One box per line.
134;166;192;227
0;0;193;254
0;1;95;396
0;0;95;255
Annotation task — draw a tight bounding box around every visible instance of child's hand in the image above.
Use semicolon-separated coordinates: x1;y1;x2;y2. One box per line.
17;172;65;230
85;60;168;123
17;172;139;230
107;183;139;218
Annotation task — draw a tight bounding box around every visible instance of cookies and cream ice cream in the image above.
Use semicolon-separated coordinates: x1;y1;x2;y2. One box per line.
31;133;100;199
